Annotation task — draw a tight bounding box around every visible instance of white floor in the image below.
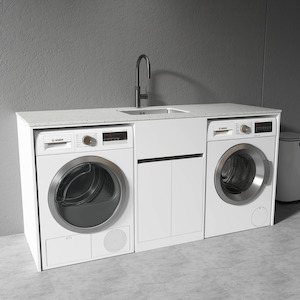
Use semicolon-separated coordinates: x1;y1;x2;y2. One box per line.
1;201;300;300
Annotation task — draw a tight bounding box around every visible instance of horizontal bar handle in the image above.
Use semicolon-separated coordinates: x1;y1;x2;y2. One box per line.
138;153;203;164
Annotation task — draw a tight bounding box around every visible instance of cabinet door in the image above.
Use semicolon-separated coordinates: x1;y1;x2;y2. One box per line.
137;161;172;242
172;157;204;236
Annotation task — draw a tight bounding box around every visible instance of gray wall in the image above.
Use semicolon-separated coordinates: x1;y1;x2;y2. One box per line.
263;0;300;132
0;0;289;236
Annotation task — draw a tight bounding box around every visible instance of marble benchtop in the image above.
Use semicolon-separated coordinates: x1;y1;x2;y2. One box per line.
16;103;281;128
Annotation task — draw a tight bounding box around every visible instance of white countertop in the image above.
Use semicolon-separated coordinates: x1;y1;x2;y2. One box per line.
16;103;281;128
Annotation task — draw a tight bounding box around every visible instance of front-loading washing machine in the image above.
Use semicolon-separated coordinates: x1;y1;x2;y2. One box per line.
35;125;134;270
205;117;278;238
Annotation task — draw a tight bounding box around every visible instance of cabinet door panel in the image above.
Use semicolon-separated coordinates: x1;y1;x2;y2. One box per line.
137;161;172;242
172;157;204;236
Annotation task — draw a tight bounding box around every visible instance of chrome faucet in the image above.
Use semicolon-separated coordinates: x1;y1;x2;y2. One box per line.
135;54;151;108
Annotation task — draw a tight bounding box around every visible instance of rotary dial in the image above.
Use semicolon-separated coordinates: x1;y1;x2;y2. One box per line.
241;125;251;134
83;135;97;146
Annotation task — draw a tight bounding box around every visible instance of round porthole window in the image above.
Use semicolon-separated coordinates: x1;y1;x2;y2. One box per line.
48;156;128;233
214;144;270;205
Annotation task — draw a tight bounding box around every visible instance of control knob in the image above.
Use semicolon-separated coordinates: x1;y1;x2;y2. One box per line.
241;125;251;134
83;135;97;146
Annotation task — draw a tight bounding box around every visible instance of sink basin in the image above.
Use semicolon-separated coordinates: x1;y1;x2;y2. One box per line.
120;108;189;115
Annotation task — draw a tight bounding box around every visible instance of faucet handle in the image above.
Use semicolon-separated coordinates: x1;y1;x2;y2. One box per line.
140;86;149;100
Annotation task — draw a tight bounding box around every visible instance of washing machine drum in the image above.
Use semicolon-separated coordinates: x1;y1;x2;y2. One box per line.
215;144;270;205
48;156;128;233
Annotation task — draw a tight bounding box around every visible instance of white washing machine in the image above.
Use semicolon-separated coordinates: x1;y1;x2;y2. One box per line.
205;117;278;238
35;125;134;270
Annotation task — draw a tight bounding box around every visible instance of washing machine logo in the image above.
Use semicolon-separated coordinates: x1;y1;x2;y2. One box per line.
51;138;64;142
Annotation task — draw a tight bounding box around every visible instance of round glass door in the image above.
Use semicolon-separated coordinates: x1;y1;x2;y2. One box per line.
214;144;270;205
48;156;128;233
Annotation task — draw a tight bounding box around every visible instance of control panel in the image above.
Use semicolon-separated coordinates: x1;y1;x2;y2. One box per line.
255;122;272;133
236;121;273;136
35;126;133;156
207;117;276;141
80;131;128;147
103;131;127;142
77;130;130;149
236;121;252;135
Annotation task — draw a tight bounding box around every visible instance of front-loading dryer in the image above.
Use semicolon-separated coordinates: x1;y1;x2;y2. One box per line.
35;125;134;270
205;117;278;238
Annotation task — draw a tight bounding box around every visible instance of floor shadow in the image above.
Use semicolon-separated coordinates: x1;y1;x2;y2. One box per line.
274;200;300;224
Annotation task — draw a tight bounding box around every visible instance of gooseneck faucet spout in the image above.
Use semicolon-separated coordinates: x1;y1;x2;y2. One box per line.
135;54;151;108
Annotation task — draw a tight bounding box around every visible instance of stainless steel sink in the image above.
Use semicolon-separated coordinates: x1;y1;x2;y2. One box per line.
120;108;189;115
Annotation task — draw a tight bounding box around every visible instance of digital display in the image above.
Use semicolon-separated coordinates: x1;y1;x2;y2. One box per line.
103;131;127;142
255;122;272;133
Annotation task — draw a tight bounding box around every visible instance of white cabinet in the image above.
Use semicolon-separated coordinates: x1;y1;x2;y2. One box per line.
135;118;206;252
137;157;203;244
135;137;205;251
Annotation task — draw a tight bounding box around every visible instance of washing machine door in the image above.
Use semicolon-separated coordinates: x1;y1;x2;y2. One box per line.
215;144;270;205
48;156;128;233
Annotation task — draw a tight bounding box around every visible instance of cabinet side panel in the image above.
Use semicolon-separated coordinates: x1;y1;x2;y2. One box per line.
16;116;41;271
271;113;281;225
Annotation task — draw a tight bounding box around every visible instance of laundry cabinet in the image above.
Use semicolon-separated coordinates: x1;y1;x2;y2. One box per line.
134;118;206;252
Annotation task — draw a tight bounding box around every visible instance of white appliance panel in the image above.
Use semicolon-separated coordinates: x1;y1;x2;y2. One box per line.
35;126;134;270
205;116;278;238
